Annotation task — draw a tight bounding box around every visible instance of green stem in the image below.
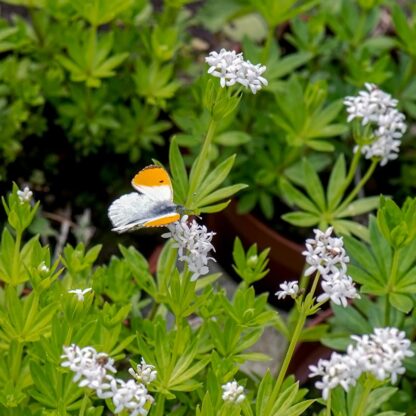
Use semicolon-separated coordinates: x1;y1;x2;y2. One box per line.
326;390;331;416
169;316;183;374
385;248;400;326
186;118;217;208
355;379;373;416
11;231;22;286
64;324;74;345
273;310;307;396
335;159;378;214
147;301;159;320
309;271;321;300
153;394;165;416
11;341;24;382
268;271;321;412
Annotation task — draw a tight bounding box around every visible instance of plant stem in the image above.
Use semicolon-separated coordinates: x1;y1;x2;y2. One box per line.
385;248;400;326
11;341;24;382
186;118;217;208
355;379;373;416
309;271;321;299
147;301;159;320
335;159;378;214
11;231;22;286
153;394;165;416
326;390;331;416
169;315;183;374
267;271;321;413
267;306;308;412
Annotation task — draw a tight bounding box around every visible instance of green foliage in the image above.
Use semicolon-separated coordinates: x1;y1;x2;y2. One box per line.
281;157;379;240
0;184;296;415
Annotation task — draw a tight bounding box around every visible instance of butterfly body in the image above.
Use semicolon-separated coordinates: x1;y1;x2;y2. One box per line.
108;165;180;233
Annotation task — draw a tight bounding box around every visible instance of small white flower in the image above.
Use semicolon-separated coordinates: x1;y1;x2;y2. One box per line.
222;380;245;404
128;358;157;385
275;280;299;299
205;49;267;94
162;215;216;281
17;186;33;204
38;261;50;274
68;288;92;301
110;378;152;416
344;83;406;165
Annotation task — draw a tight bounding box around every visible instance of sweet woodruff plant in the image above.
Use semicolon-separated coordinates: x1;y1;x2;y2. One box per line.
0;49;415;416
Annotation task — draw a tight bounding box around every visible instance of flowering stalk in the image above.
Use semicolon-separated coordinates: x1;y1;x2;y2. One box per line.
325;391;331;416
186;118;218;209
267;270;321;413
335;159;378;214
355;376;377;416
11;230;22;287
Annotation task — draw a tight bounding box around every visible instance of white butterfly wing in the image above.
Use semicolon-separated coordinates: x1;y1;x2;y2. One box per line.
133;184;173;202
108;192;156;233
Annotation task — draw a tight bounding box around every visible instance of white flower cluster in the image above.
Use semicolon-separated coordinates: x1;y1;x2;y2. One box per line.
349;327;414;384
309;352;360;400
275;280;300;300
344;83;407;166
17;186;33;204
205;48;268;94
222;380;246;404
162;215;216;281
303;227;359;307
309;327;414;400
128;358;157;385
61;345;156;415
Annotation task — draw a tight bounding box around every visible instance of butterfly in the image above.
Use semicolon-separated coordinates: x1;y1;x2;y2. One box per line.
108;165;181;233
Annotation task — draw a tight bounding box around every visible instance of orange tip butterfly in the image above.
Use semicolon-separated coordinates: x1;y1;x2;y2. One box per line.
108;165;181;233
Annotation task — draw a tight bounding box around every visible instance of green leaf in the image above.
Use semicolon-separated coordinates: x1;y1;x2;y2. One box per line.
282;211;320;227
199;199;232;214
332;220;369;241
327;154;346;210
267;52;313;80
365;387;398;416
302;158;326;211
197;184;247;207
391;3;416;55
388;292;413;314
198;155;237;201
280;178;319;213
306;139;334;152
214;131;251;146
336;196;380;218
169;137;188;204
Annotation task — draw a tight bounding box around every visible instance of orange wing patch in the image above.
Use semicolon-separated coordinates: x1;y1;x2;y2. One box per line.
143;213;180;228
132;165;172;188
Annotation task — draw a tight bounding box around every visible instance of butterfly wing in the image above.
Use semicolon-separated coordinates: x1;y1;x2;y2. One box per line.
131;165;173;202
108;192;179;233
